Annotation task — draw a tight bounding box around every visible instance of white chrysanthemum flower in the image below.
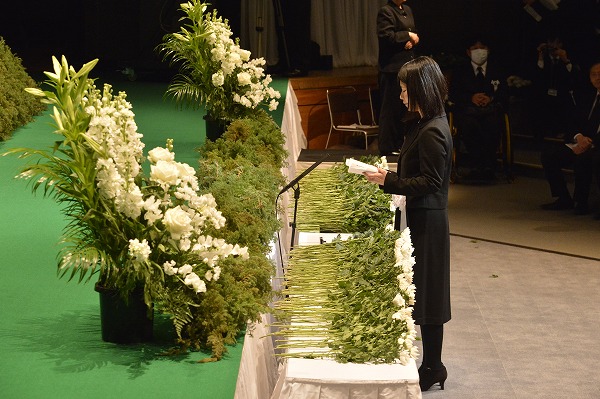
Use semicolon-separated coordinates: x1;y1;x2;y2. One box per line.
392;293;405;307
398;352;411;366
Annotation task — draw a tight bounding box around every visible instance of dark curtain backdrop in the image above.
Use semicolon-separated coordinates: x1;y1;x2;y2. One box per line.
0;0;598;78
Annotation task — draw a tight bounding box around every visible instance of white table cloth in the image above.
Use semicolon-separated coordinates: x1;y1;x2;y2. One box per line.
270;357;421;399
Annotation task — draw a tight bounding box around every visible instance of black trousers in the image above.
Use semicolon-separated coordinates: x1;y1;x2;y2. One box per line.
455;106;504;171
378;72;406;155
540;141;595;206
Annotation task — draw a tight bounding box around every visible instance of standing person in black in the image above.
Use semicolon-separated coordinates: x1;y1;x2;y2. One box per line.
449;38;508;182
376;0;418;156
364;56;452;392
541;61;600;216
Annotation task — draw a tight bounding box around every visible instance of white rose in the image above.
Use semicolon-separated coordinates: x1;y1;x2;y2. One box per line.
175;162;196;180
151;160;179;186
163;206;192;239
148;147;174;163
237;72;252;86
238;49;251;61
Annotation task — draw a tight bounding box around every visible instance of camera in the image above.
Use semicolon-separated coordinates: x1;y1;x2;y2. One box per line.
545;45;557;53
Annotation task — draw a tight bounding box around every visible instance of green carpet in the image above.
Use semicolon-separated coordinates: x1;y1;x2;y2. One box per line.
0;77;287;399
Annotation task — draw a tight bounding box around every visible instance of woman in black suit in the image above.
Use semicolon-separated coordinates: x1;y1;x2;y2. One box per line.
364;56;452;392
377;0;419;156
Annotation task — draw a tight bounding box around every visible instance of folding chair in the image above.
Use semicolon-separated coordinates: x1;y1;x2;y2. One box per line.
368;86;381;125
325;86;378;149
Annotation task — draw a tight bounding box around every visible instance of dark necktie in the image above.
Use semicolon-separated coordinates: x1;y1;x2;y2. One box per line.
476;66;485;91
585;94;600;138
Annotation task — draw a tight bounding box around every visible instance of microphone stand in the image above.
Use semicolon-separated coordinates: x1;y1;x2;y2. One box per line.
276;153;330;253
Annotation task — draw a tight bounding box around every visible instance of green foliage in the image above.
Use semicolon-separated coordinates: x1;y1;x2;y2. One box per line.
0;37;46;141
328;229;405;363
157;0;280;122
296;155;393;232
275;228;413;363
199;112;287;171
172;115;288;360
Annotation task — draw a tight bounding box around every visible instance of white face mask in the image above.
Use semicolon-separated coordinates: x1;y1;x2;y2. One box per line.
470;49;489;65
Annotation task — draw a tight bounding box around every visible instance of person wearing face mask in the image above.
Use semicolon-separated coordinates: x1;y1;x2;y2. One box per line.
449;38;509;182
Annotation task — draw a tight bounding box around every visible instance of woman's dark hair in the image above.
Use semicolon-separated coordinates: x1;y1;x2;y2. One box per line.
397;56;448;119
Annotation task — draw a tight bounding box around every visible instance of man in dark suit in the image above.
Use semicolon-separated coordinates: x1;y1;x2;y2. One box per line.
376;0;419;156
541;61;600;216
449;38;509;182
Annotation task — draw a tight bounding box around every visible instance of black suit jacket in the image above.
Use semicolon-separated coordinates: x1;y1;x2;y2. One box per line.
566;89;600;144
450;61;509;113
383;115;452;209
377;1;417;73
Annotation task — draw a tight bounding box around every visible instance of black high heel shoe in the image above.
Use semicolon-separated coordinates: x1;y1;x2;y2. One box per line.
418;364;447;391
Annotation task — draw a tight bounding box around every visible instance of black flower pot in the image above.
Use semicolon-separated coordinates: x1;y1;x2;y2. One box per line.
95;283;154;344
203;115;229;141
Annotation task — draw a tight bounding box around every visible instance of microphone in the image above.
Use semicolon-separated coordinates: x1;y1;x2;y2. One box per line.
278;153;330;195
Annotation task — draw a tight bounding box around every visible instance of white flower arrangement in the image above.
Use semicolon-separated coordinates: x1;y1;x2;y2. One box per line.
159;0;281;122
7;55;250;344
274;226;418;365
392;227;419;364
81;79;248;298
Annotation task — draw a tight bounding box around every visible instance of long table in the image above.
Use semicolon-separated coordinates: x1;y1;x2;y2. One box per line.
234;90;421;399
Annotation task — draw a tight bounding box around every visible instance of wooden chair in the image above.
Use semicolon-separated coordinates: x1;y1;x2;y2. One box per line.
326;86;378;149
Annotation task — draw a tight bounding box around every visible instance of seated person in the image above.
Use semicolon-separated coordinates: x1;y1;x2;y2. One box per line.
531;36;579;140
449;38;508;181
541;60;600;216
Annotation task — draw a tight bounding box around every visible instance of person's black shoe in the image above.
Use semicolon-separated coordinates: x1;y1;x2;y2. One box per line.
418;364;447;391
541;198;574;210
